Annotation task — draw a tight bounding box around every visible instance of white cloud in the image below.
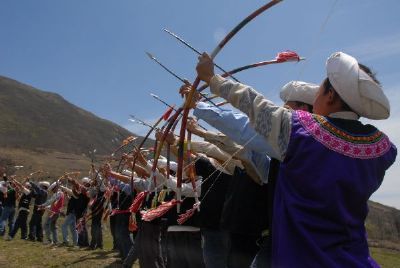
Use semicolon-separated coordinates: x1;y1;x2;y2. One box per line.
345;33;400;62
366;83;400;209
123;117;158;139
213;27;227;44
371;161;400;209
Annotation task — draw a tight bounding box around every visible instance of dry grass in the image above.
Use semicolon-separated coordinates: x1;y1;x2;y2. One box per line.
0;148;93;178
0;232;399;267
0;225;139;268
370;247;400;268
0;239;121;267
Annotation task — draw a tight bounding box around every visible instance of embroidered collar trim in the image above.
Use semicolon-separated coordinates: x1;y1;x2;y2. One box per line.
297;111;391;159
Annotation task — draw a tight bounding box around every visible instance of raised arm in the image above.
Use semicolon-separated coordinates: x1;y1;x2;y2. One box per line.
104;165;165;192
193;102;278;159
165;176;201;197
123;152;151;178
195;53;292;161
60;185;77;199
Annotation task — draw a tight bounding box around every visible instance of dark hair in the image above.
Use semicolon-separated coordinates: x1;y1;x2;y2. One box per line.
359;63;381;85
322;78;353;112
294;101;313;112
323;62;380;113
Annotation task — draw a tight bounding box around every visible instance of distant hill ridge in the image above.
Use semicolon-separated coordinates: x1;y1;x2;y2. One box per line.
0;75;132;155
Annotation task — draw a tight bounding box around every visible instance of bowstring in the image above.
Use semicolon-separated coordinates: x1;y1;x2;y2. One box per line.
148;130;260;208
297;0;340;79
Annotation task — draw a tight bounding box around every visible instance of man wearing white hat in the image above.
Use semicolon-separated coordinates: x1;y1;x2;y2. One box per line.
8;181;33;240
0;175;16;238
60;177;90;247
314;52;390;120
41;181;65;245
185;80;318;268
192;51;397;267
280;80;319;112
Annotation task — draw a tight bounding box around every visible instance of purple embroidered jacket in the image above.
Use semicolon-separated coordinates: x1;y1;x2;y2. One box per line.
208;75;397;267
272;111;397;267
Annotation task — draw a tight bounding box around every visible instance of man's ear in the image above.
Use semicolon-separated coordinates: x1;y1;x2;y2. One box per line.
327;88;336;105
298;104;309;112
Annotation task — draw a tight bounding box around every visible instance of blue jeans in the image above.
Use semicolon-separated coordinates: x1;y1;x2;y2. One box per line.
62;213;77;245
44;213;59;243
0;206;15;236
115;213;133;259
201;228;230;268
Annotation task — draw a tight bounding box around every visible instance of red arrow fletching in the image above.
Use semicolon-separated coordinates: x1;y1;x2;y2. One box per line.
276;50;300;62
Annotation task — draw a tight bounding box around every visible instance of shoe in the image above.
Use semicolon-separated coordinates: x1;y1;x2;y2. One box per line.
58;242;69;247
5;236;12;241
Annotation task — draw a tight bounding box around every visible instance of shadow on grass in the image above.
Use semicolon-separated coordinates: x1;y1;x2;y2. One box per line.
63;249;122;267
104;260;125;268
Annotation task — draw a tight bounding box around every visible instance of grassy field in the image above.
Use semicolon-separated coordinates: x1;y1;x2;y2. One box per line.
370;247;400;268
0;234;399;268
0;224;139;268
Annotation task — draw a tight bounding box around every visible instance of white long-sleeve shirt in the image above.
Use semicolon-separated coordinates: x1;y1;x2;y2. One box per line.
210;75;293;161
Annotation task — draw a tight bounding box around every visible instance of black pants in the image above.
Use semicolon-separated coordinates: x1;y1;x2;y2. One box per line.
137;221;165;268
115;213;133;259
10;210;29;239
228;232;260;268
77;217;89;247
166;231;205;268
123;241;139;268
110;214;117;249
28;210;44;241
90;215;103;249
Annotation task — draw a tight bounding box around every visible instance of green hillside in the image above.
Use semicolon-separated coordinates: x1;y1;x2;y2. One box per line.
0;75;132;155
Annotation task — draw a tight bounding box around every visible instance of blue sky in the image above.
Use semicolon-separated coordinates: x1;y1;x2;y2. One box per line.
1;0;399;208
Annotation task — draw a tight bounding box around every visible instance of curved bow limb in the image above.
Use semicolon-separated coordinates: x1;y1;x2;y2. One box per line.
174;0;283;212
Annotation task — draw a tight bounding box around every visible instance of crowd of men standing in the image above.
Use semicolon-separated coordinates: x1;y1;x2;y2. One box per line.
0;51;397;268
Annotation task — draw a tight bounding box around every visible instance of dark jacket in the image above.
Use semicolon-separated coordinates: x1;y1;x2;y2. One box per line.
30;182;48;212
220;167;269;236
195;157;231;230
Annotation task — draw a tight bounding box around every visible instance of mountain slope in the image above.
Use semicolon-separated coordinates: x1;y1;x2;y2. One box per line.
366;201;400;245
0;75;132;155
